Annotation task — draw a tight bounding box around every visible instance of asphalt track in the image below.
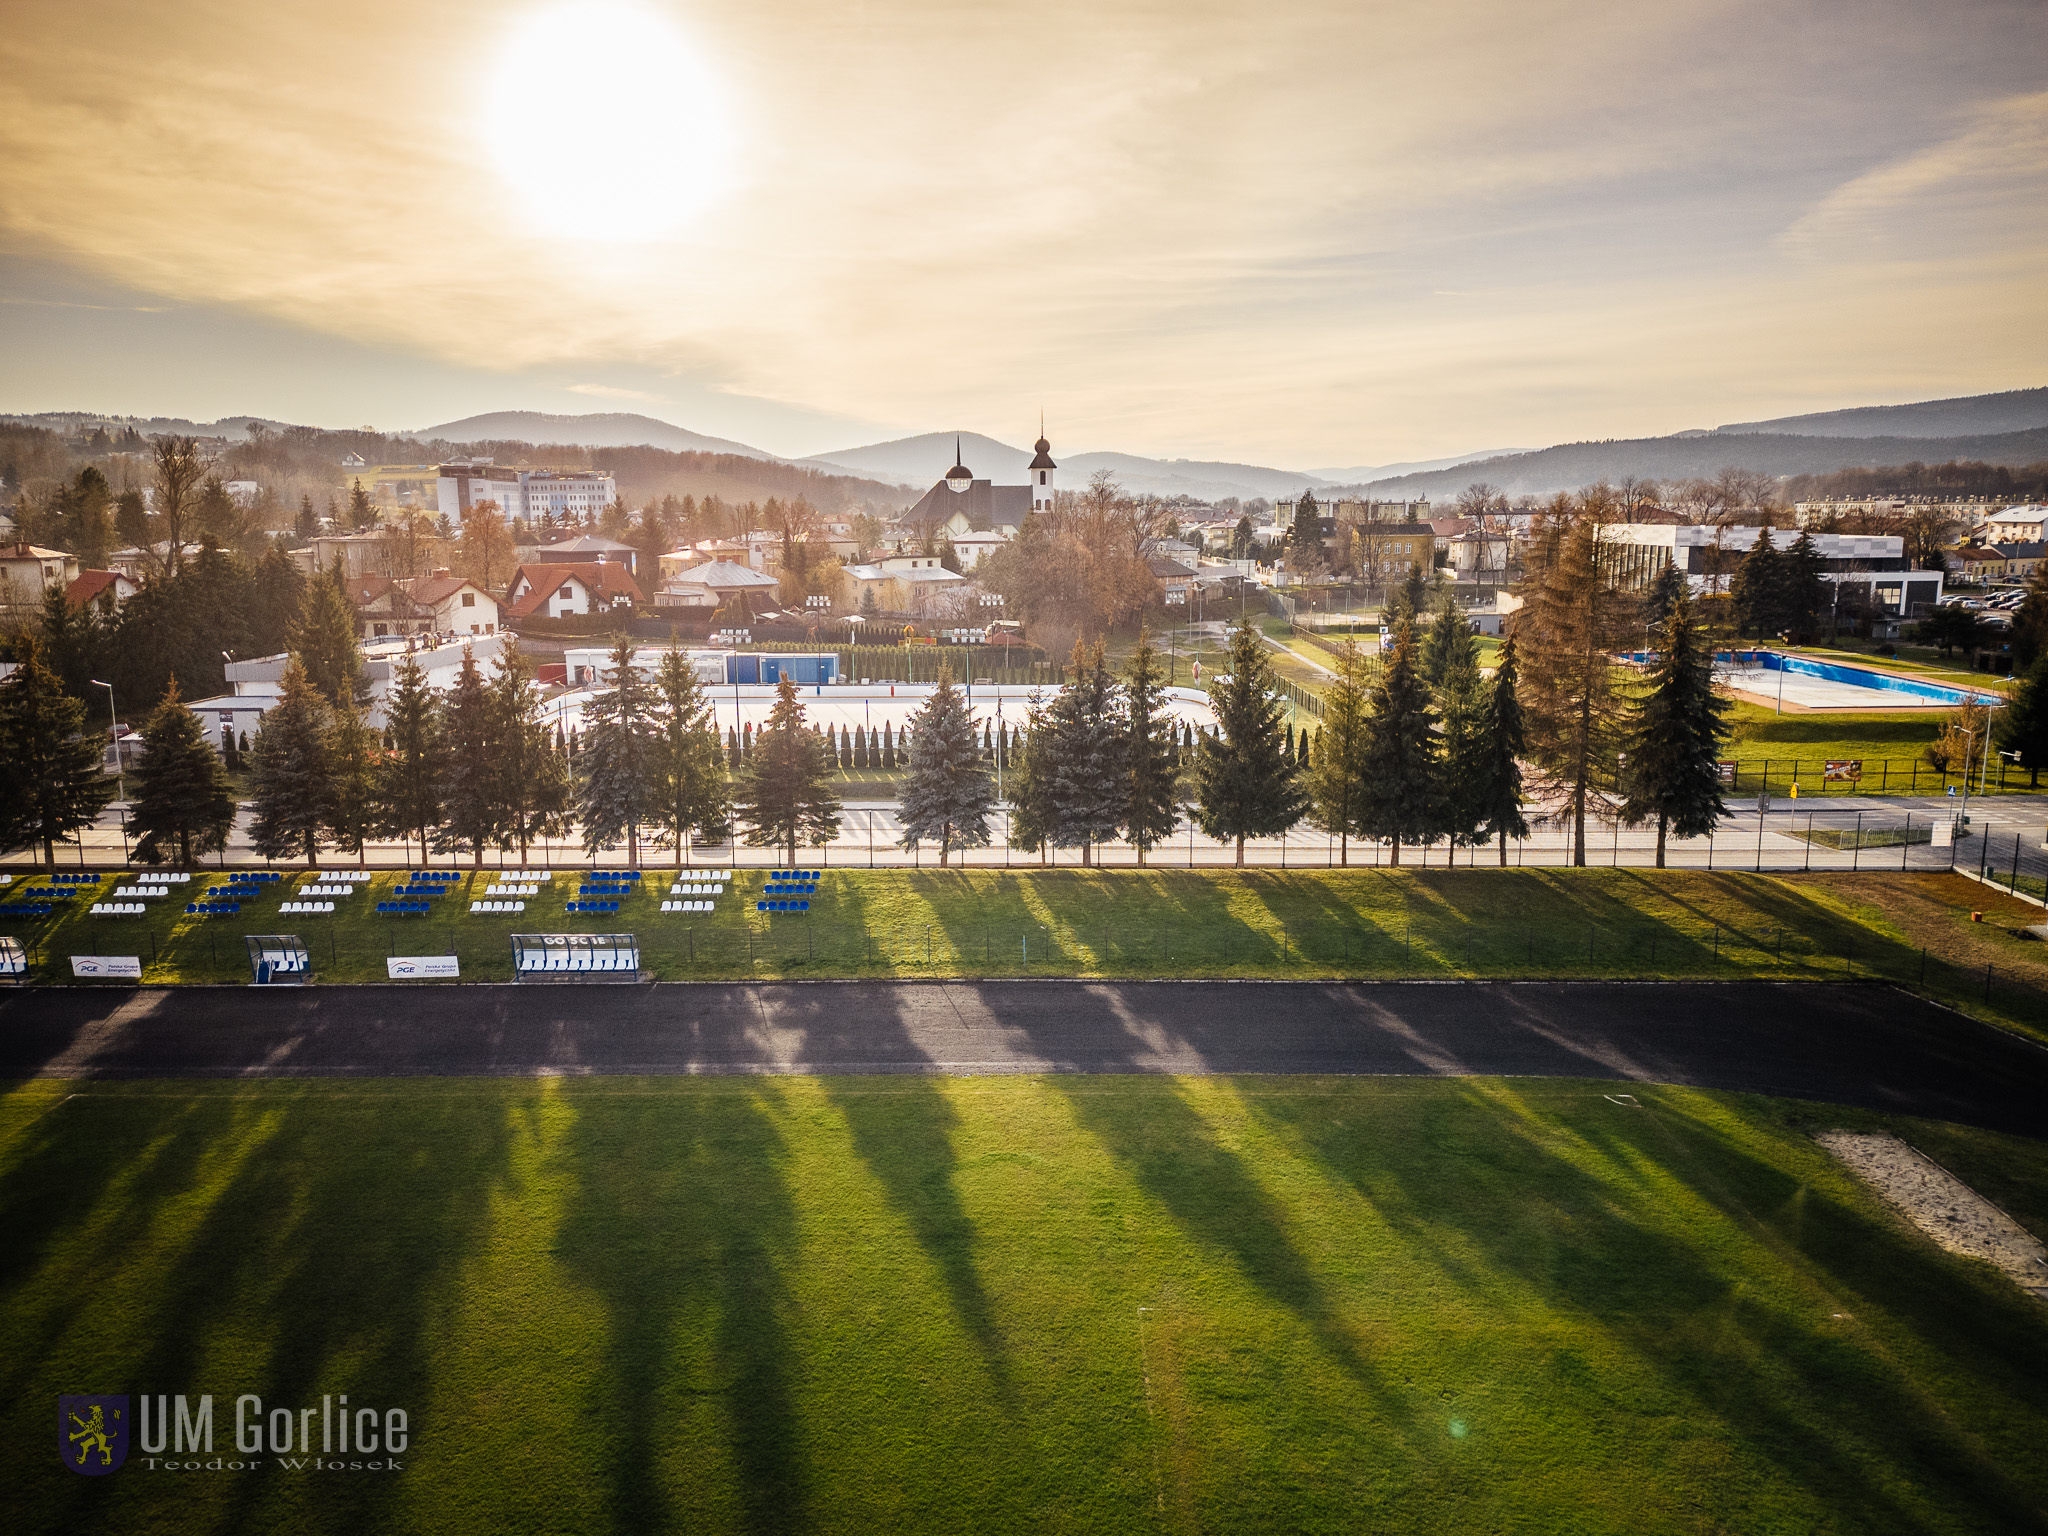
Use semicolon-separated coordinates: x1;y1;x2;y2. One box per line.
2;980;2045;1134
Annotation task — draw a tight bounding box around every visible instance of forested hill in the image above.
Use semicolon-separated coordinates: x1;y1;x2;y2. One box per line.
1339;425;2048;500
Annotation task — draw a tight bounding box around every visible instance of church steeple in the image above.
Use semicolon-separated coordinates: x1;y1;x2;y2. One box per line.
1028;414;1056;510
944;435;973;494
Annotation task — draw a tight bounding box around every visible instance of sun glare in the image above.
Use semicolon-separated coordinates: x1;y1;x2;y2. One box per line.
485;1;733;242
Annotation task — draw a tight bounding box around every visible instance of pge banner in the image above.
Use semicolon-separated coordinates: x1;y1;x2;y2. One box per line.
387;956;460;980
71;955;143;979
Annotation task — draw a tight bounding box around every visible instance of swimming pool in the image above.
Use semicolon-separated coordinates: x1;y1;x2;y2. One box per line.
1716;651;2001;708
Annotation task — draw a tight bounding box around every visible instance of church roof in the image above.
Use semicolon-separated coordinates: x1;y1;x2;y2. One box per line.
902;479;1032;533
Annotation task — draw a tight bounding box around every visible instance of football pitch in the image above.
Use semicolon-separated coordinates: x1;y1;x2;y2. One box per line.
9;1075;2048;1534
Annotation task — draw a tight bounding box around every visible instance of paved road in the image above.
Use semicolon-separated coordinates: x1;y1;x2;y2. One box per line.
3;981;2044;1135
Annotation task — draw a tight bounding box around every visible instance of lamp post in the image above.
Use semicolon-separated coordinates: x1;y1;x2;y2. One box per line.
91;679;123;800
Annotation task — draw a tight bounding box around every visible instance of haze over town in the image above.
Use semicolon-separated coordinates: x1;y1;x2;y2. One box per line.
4;0;2046;465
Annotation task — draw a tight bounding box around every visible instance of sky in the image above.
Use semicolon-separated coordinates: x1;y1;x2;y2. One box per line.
2;0;2044;468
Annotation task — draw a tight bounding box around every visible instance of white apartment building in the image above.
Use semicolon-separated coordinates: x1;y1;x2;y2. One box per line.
436;461;616;523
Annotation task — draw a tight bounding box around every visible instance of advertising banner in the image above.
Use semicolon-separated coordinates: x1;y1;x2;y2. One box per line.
386;955;460;980
1823;759;1864;782
71;955;142;980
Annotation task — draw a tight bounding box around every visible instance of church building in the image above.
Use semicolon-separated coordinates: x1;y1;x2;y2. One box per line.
897;428;1058;545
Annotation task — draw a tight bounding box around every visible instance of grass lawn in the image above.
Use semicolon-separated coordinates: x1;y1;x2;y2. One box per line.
12;867;2047;1032
12;866;2047;1039
7;1075;2046;1535
1720;701;1964;794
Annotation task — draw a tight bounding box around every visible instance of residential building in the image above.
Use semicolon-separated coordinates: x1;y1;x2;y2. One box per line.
409;570;499;635
526;533;640;577
1149;556;1196;607
835;555;965;614
1345;523;1438;584
0;543;81;611
1982;505;2048;544
505;562;645;619
654;558;779;613
436;462;617;523
64;568;139;612
345;575;435;640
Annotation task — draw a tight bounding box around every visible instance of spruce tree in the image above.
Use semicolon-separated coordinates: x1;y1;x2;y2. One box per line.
489;641;570;866
897;671;995;864
839;724;852;769
435;649;499;865
1781;530;1829;638
322;698;382;867
854;724;869;769
1729;528;1784;638
294;564;366;707
1194;617;1306;865
127;679;236;866
1122;631;1181;862
1643;559;1687;634
1301;639;1371;863
736;675;842;864
577;637;660;865
1419;587;1477;687
2012;561;2048;671
1355;619;1441;865
650;647;728;864
1998;653;2048;787
1290;491;1324;568
1471;636;1530;865
1620;587;1729;866
0;639;116;868
1047;644;1127;865
1517;516;1636;864
375;655;445;865
246;657;335;866
1005;702;1058;862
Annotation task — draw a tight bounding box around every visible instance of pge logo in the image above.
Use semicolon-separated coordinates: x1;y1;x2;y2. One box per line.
61;1395;129;1475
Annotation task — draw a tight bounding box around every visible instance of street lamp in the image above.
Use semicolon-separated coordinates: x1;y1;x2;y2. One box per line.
91;679;122;800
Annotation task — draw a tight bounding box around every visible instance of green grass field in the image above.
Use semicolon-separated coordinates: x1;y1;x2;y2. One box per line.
7;1075;2046;1535
10;867;2037;1014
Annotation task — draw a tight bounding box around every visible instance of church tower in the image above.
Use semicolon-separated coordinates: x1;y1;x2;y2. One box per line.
1028;415;1056;512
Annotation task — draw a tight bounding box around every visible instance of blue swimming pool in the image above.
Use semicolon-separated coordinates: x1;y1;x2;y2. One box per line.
1721;650;2000;706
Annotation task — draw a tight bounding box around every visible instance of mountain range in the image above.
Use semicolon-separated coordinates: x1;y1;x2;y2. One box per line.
10;386;2046;504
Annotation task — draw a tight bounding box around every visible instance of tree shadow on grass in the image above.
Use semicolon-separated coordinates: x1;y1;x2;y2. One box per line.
553;1081;806;1536
1;1082;518;1536
1244;1080;2048;1532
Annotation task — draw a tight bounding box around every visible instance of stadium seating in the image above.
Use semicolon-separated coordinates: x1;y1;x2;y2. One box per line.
0;904;53;917
278;901;337;915
565;900;621;914
375;901;431;915
88;902;147;916
756;899;811;913
184;902;241;915
467;900;528;914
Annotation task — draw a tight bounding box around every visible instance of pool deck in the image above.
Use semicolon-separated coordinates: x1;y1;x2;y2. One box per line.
1712;654;2005;712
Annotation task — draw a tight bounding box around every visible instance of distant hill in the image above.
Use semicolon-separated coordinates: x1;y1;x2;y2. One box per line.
1307;448;1528;482
414;410;778;460
1716;387;2048;440
1343;425;2048;500
804;431;1341;502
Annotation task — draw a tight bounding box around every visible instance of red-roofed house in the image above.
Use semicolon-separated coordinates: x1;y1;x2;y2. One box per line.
65;568;139;612
409;569;499;636
346;574;434;639
506;562;644;619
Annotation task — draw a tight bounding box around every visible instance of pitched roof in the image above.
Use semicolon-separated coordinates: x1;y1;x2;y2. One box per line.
64;569;128;608
0;542;70;561
901;479;1032;533
506;562;645;618
668;559;779;589
1148;557;1196;578
407;574;487;607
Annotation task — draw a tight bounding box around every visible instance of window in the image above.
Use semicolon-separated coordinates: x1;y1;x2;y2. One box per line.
461;591;475;607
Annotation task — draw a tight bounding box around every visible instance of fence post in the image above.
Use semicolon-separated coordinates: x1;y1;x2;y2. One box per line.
1902;813;1911;872
1984;963;1994;1003
1852;811;1862;871
2012;832;2022;894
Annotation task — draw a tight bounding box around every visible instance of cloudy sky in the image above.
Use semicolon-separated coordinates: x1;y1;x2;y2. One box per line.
2;0;2043;466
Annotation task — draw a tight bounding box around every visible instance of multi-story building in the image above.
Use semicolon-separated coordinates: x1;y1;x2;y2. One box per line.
1598;524;1945;618
436;461;616;523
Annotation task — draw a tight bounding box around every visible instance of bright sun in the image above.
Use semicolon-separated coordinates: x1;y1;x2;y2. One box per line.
485;1;733;242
